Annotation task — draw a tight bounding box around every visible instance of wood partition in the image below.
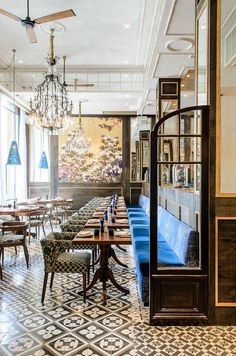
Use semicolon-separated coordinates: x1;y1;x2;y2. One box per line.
149;105;210;325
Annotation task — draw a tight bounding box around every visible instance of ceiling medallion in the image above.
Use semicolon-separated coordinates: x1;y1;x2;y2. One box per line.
28;29;73;135
40;22;66;34
166;37;194;53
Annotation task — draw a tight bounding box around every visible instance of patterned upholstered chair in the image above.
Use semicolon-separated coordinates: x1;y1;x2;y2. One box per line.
60;222;84;233
0;221;29;280
40;232;91;304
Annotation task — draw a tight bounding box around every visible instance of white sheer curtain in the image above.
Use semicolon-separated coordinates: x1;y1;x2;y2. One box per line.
0;94;6;204
15;109;27;202
0;93;27;204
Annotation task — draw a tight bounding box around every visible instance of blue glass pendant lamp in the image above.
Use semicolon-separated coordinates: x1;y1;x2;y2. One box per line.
7;140;21;165
39;151;49;169
7;50;21;166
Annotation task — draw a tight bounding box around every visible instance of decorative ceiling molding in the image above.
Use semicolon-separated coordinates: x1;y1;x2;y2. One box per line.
165;37;194;52
165;0;195;36
164;0;176;36
146;89;156;101
143;0;166;72
11;65;144;73
135;0;147;65
153;53;194;78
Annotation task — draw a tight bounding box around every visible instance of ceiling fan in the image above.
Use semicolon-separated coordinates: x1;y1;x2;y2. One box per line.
0;0;76;43
62;56;94;90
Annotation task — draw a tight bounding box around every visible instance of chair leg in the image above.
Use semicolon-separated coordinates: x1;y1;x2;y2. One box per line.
0;249;2;280
42;224;46;236
14;246;18;255
87;267;90;285
22;243;29;268
92;249;95;273
83;273;86;303
50;272;55;289
41;272;49;305
1;248;4;265
49;219;53;232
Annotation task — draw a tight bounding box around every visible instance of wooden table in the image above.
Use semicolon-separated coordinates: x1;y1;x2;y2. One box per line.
84;219;129;230
116;208;127;212
92;212;105;218
0;206;39;217
96;207;106;212
111;213;128;219
73;229;131;304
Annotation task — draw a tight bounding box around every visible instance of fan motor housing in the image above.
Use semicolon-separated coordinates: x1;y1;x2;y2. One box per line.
21;17;35;28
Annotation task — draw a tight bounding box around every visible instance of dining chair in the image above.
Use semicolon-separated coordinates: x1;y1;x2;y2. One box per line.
40;232;91;304
0;221;29;279
29;209;46;238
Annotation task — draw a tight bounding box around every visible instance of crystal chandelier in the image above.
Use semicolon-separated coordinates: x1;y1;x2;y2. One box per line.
28;29;73;134
64;101;91;154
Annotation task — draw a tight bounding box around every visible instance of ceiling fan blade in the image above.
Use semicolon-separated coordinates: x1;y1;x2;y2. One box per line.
67;83;94;87
35;9;76;24
26;26;38;43
0;8;21;21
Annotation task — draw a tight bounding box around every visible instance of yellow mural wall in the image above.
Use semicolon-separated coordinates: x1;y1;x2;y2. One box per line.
58;117;123;183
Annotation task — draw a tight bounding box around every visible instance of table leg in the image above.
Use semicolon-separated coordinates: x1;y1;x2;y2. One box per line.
110;247;128;268
117;245;127;252
107;269;129;294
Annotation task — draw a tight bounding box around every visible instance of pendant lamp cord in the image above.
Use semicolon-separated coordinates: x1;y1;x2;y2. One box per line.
79;101;82;127
12;49;16;140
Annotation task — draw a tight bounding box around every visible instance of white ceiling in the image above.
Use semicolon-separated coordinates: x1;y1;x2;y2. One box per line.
0;0;196;115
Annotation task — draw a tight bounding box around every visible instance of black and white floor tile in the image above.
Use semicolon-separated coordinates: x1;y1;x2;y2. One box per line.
0;234;236;355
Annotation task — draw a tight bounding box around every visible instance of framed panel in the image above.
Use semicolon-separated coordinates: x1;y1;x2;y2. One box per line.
215;217;236;307
161;82;179;96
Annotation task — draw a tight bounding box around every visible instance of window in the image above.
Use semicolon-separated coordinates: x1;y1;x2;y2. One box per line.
30;126;50;182
0;94;27;204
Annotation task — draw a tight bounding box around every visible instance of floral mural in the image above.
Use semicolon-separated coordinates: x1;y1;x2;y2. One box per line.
58;117;122;183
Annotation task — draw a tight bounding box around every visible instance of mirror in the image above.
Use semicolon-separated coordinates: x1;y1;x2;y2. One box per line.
139;130;150;181
130;117;151;181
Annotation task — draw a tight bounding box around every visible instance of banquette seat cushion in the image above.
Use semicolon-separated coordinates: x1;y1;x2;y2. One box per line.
129;194;199;305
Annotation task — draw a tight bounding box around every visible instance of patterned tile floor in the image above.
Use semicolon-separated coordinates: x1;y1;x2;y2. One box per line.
0;232;236;355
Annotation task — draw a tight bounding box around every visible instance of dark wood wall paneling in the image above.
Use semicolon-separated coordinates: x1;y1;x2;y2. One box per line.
217;219;236;304
207;0;236;324
214;198;236;324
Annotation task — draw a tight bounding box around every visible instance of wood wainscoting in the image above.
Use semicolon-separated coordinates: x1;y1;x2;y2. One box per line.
58;184;123;209
29;182;123;209
29;183;50;199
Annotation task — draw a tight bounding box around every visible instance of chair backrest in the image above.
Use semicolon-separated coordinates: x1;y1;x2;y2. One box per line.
30;209;45;219
40;232;73;272
2;221;28;235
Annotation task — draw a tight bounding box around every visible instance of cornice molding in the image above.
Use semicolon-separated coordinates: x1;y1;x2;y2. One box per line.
3;65;144;73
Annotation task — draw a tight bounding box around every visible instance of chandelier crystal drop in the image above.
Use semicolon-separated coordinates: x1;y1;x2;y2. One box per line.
28;29;73;135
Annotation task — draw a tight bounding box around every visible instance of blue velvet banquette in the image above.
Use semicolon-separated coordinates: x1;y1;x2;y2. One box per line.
128;194;199;305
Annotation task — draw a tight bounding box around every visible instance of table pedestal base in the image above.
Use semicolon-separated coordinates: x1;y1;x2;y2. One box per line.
86;244;129;304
